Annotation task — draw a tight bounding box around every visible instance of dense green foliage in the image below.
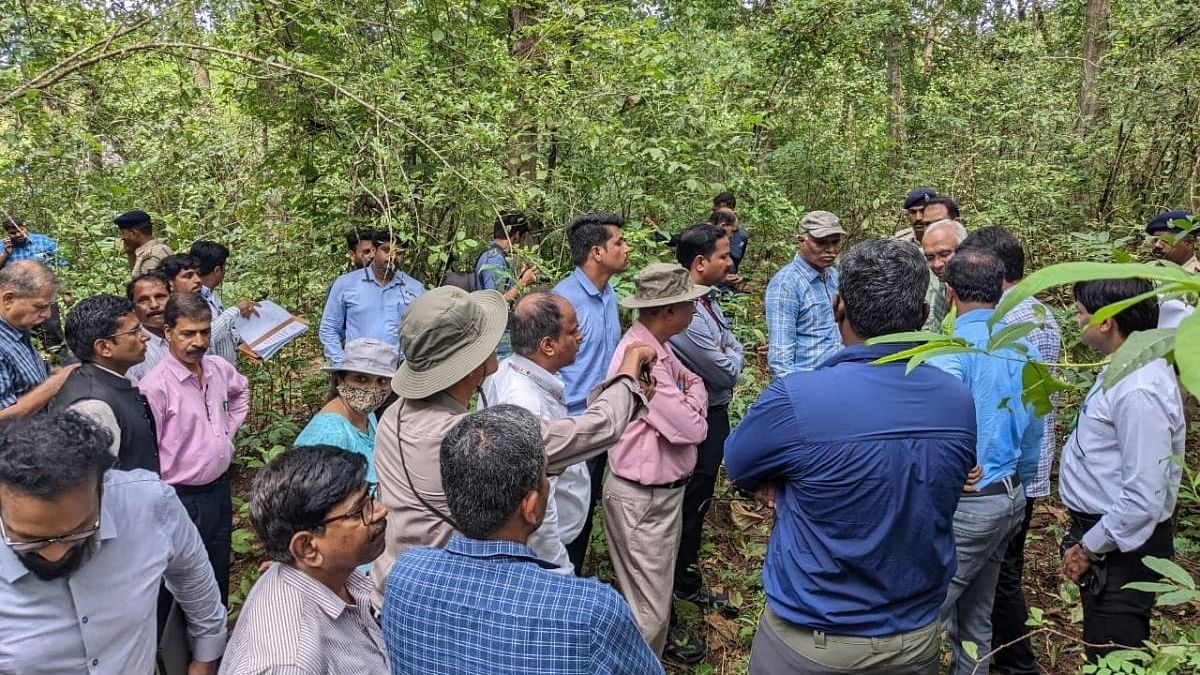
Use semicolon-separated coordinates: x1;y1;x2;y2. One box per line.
3;1;1199;673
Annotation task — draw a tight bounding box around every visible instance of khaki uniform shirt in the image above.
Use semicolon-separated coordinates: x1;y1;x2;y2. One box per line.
131;239;172;276
1183;256;1200;274
370;375;646;607
894;226;916;243
924;271;950;332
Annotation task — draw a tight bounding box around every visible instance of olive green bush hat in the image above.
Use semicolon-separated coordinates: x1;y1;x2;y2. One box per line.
391;286;508;399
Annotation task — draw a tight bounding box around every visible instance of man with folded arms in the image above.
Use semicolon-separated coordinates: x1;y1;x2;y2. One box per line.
603;262;709;657
726;239;976;674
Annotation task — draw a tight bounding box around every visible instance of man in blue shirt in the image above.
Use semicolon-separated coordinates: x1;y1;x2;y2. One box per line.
383;405;662;675
764;210;844;379
726;238;976;675
554;212;629;574
319;229;425;364
1;216;71;364
476;212;538;359
931;248;1043;675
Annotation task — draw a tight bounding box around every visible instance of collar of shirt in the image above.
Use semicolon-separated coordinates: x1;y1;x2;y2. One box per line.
89;362;134;384
162;352;205;383
791;253;826;283
818;342;916;369
506;354;566;404
133;239;163;258
0;476;121;584
444;534;558;570
361;266;415;291
626;321;670;361
954;307;996;329
274;563;370;620
568;266;609;299
0;316;27;341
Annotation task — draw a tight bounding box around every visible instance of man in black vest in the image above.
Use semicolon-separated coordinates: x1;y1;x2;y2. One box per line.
52;294;159;473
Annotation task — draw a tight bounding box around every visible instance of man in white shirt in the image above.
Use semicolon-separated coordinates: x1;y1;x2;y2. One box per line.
1061;278;1185;662
481;290;587;573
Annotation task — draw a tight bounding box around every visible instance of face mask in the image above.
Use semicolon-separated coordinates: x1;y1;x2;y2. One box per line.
337;384;390;414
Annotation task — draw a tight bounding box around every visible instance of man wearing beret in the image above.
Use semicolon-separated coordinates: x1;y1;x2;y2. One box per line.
893;187;937;242
1146;210;1198;274
116;210;173;277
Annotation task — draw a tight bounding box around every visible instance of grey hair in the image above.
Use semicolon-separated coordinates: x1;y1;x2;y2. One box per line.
440;405;544;539
838;239;930;338
924;219;968;245
0;260;59;298
509;291;563;358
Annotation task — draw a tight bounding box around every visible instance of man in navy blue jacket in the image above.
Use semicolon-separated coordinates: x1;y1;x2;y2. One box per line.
726;238;977;674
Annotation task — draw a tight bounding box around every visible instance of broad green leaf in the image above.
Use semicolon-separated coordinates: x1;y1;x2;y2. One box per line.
1122;582;1180;593
865;331;954;345
1154;589;1200;606
1022;362;1074;417
1141;555;1195;590
1090;283;1189;324
962;640;979;660
903;345;980;374
1101;329;1175;391
987;321;1036;352
1175;312;1200;399
994;262;1200;324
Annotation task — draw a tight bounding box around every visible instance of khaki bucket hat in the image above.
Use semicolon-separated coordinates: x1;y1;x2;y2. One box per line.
619;262;711;309
391;287;508;399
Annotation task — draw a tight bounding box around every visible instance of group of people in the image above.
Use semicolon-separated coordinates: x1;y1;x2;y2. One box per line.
0;191;1191;675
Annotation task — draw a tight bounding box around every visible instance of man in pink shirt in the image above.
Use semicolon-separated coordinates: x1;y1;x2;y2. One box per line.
140;292;249;604
603;263;709;657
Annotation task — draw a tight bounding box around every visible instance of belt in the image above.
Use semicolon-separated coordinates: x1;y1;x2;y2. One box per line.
619;474;691;490
173;473;229;495
961;473;1020;497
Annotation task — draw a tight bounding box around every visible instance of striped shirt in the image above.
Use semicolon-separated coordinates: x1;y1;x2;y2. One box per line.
220;563;388;675
1001;291;1062;498
126;329;169;382
200;286;241;366
0;233;63;266
765;254;842;379
0;316;48;408
383;535;663;675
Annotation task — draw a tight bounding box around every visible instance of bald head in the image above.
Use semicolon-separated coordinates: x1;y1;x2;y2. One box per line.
509;290;580;373
0;261;59;330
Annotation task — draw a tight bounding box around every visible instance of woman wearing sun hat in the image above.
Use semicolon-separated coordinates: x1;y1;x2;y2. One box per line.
368;285;660;609
294;337;398;483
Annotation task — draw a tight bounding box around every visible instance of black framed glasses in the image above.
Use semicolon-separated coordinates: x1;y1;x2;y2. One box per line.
0;514;101;553
319;482;378;528
105;323;143;341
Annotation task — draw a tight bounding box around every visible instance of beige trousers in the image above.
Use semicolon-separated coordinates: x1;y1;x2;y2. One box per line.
602;474;685;656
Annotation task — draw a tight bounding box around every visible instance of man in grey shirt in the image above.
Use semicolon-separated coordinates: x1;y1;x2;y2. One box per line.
0;410;226;674
667;223;744;659
1061;278;1185;662
222;445;389;674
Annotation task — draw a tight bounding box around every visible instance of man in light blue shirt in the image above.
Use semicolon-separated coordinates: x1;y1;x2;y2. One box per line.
319;230;424;364
764;211;844;379
930;248;1043;675
553;212;628;574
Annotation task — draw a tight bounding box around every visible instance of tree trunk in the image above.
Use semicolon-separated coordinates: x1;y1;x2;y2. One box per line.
1077;0;1111;133
886;29;909;159
508;2;540;182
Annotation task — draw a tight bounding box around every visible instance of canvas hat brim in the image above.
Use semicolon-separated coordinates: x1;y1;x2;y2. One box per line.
619;283;711;309
391;290;508;399
320;363;396;378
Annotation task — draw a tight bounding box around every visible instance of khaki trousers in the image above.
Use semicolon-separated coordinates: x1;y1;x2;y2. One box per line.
602;474;685;656
750;605;940;674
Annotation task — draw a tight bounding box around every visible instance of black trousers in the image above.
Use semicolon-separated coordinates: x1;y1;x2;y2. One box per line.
1069;512;1174;662
174;474;233;605
992;497;1039;674
565;453;607;576
33;301;75;365
674;404;730;595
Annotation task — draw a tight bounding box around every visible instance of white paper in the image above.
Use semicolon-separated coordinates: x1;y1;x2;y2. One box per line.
234;300;308;360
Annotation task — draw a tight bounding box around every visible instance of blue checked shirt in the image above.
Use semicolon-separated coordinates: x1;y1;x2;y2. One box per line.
0;233;64;267
0;317;48;408
383;535;663;675
765;254;842;379
1001;290;1062;498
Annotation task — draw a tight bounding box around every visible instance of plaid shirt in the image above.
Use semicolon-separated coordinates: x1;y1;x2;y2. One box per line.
0;317;48;408
1002;291;1062;498
382;535;663;675
765;254;842;379
0;233;64;267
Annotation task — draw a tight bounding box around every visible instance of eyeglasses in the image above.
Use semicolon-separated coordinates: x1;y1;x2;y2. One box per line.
0;514;101;553
319;482;378;528
924;250;955;263
105;323;143;341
